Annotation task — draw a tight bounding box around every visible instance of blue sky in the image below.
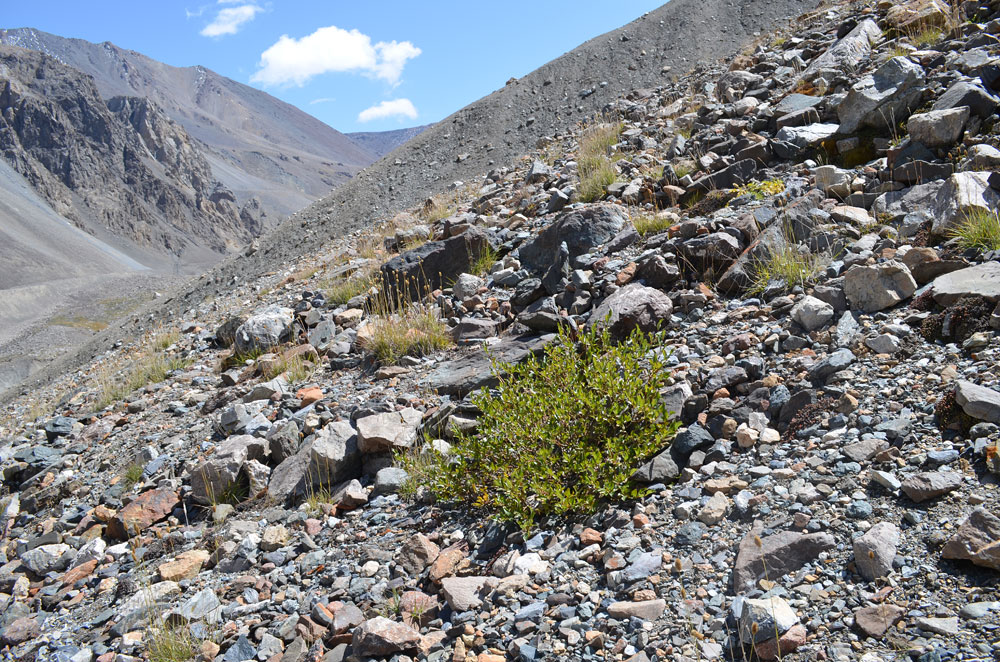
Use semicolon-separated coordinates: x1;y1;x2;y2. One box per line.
2;1;665;133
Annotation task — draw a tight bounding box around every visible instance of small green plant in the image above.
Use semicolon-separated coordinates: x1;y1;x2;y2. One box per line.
577;122;622;202
96;352;193;409
263;353;317;383
122;463;144;489
378;589;404;619
470;243;499;277
948;208;1000;251
908;25;944;48
152;328;181;352
673;162;695;179
746;241;823;296
402;324;679;532
146;623;201;662
361;273;452;365
732;179;785;201
632;211;674;237
322;271;375;306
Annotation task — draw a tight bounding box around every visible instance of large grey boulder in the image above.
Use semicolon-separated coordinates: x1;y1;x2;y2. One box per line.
838;57;925;134
424;334;555;397
588;283;673;340
843;261;917;312
517;205;628;272
942;508;1000;571
853;522;900;581
267;421;360;502
791;295;835;332
190;435;267;505
931;263;1000;306
20;544;73;575
907;106;970;148
356;408;423;454
929;172;1000;237
800;19;881;82
234;306;294;353
932;80;999;118
380;226;494;302
954;380;1000;425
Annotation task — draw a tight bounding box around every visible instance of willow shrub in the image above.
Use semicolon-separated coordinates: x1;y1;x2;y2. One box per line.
407;323;678;532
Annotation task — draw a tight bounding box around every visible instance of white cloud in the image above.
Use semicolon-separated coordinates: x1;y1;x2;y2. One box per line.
309;97;336;105
357;98;418;123
250;25;420;87
201;3;261;37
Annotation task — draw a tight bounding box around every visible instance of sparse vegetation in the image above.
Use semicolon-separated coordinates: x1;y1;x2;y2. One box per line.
948;208;1000;251
732;179;785;201
322;268;376;305
632;211;674;237
122;463;144;488
469;243;499;277
402;324;679;532
96;350;193;409
146;623;201;662
746;241;824;296
262;353;317;383
360;275;452;365
49;315;109;332
577;121;622;202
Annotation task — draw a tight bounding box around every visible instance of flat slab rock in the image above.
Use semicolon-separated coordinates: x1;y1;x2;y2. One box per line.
733;525;835;593
900;471;962;503
931;262;1000;306
424;334;555;397
954;379;1000;425
943;507;1000;571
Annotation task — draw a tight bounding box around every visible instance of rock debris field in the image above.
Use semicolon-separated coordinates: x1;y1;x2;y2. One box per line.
4;1;1000;661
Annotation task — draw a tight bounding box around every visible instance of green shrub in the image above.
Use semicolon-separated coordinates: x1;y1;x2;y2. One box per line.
948;208;1000;251
632;212;675;237
403;324;679;532
731;179;785;201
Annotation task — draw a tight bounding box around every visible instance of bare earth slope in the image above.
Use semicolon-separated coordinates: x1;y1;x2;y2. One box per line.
1;0;820;401
0;28;379;219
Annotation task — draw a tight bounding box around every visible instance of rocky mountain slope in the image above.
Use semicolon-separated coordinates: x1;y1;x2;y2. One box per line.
0;28;378;221
347;126;432;160
12;0;1000;661
0;45;267;270
5;0;820;402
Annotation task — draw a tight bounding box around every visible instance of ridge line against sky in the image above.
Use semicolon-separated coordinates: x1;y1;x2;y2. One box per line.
3;1;666;133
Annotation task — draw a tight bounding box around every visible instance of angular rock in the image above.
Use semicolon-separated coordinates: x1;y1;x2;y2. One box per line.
733;528;836;592
440;576;486;612
234;306;294;353
381;226;494;302
838;57;925;134
843;261;917;312
930;172;1000;237
932;81;999;118
853;522;900;581
425;334;554;398
397;533;440;576
607;599;666;621
854;604;905;638
901;471;962;503
942;507;1000;571
518;205;628;272
356;408;422;454
800;19;881;82
20;543;72;575
158;550;210;582
107;488;179;540
907;106;969;148
190;434;266;505
791;295;834;332
352;617;421;657
268;421;360;503
737;596;798;644
955;380;1000;424
932;263;1000;307
588;283;673;340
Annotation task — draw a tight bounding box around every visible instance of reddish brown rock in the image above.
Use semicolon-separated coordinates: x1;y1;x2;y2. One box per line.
854;604;905;638
352;617;421;657
2;617;41;645
753;624;807;660
61;559;98;586
580;528;604;546
158;550;210;581
428;544;466;582
296;386;323;406
106;488;179;540
397;533;440;576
